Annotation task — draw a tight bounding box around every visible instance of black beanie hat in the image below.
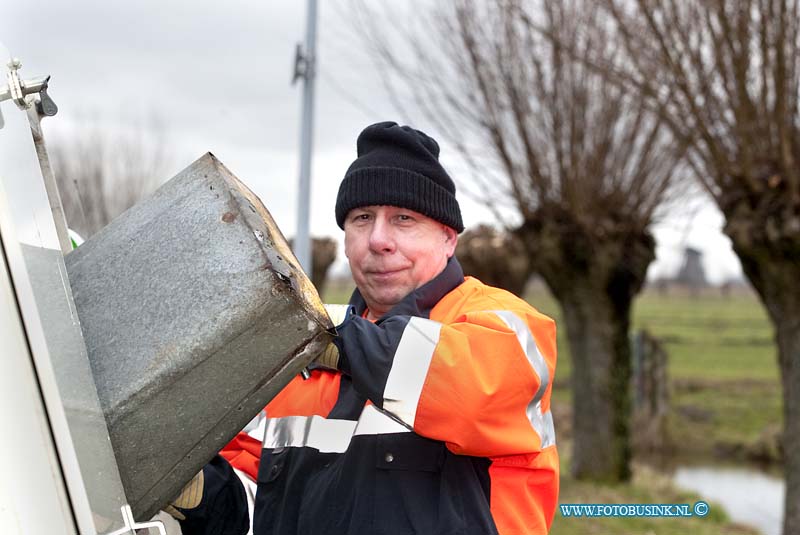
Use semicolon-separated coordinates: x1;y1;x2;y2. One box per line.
335;121;464;233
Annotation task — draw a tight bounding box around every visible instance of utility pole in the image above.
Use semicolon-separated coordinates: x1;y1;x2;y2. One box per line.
292;0;318;273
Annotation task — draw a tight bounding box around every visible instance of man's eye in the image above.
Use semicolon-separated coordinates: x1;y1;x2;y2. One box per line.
353;213;370;221
397;214;413;222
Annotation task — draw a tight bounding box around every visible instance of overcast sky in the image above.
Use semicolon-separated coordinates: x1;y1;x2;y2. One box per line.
1;1;743;283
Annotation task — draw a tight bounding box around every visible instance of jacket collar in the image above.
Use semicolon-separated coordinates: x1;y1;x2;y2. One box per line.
349;256;464;322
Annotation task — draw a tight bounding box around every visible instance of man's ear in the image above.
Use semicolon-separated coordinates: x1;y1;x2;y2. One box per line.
443;225;458;257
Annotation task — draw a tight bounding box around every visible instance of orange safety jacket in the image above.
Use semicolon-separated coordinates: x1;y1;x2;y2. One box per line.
211;257;558;535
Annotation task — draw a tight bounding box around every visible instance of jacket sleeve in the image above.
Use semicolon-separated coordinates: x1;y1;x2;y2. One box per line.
336;307;556;457
175;455;249;535
220;431;263;482
218;369;342;482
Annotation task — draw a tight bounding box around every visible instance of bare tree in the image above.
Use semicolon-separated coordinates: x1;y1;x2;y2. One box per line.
602;1;800;531
49;116;172;239
310;237;338;297
353;0;686;481
290;236;339;295
456;224;530;296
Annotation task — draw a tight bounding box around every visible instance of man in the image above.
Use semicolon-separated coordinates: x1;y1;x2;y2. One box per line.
173;121;559;535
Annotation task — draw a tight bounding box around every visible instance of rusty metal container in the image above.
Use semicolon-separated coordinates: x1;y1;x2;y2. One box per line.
65;153;332;519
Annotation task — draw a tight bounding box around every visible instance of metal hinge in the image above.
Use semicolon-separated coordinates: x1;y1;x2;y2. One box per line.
99;504;167;535
0;58;58;126
292;43;314;85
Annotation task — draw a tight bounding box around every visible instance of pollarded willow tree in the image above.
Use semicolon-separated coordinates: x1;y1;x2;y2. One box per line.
602;1;800;531
456;224;531;297
352;0;687;481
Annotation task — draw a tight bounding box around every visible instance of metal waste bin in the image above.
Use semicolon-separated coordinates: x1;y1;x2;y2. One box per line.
65;153;332;519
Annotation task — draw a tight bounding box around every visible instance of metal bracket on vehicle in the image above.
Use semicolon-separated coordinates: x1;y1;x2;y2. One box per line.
0;58;58;117
101;504;167;535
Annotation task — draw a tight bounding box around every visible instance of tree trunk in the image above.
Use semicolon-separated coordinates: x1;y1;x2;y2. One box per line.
516;211;654;482
745;272;799;535
560;288;633;481
724;191;800;535
732;245;800;534
778;318;800;535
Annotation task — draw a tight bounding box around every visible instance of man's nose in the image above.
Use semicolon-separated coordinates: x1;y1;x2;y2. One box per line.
368;218;395;253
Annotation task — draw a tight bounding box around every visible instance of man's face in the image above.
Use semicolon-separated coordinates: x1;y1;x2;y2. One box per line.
344;205;458;319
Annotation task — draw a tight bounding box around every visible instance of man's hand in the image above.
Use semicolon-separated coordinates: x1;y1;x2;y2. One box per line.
324;304;354;328
164;470;204;521
314;304;355;370
316;343;341;370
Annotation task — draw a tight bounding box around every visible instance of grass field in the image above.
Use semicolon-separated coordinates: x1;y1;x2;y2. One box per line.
323;279;782;534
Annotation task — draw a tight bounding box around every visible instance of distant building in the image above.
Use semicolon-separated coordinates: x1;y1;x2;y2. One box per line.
676;247;707;291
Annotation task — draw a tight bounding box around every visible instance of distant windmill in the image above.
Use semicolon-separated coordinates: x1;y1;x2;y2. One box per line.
676;246;707;295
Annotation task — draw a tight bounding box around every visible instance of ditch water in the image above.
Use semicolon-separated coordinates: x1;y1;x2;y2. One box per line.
673;465;784;535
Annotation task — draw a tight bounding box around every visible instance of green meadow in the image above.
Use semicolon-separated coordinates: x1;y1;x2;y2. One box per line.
533;286;779;535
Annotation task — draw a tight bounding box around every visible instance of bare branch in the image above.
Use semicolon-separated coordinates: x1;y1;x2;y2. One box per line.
50;115;173;238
